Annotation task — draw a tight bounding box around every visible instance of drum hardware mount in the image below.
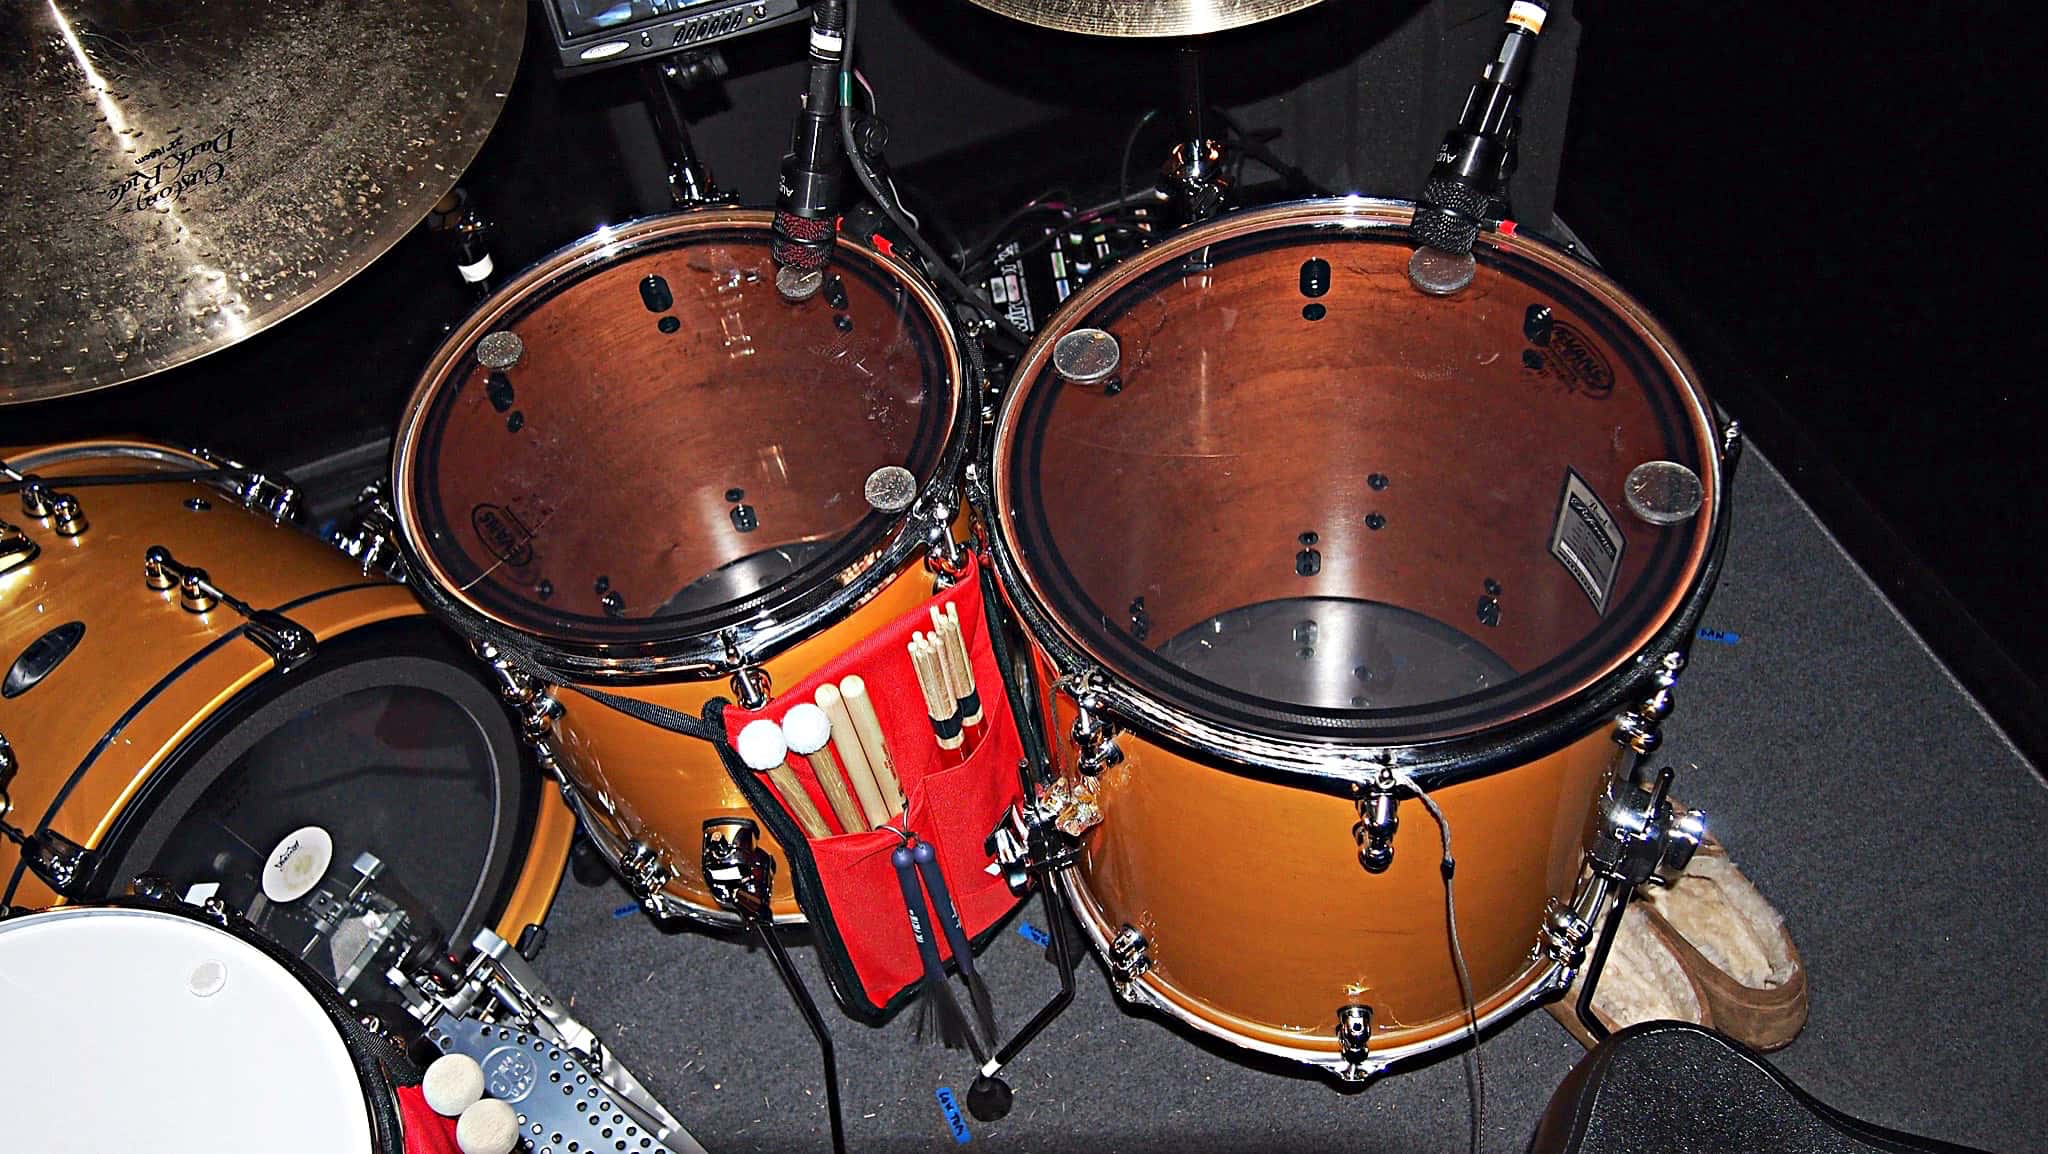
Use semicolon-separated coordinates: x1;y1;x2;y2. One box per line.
141;546;317;672
1064;696;1130;774
703;816;850;1154
16;479;87;537
1108;923;1153;991
1551;764;1707;1041
1334;1004;1374;1073
1354;770;1402;874
723;630;773;708
0;739;97;896
0;515;36;574
1611;651;1686;757
328;482;408;581
388;925;703;1153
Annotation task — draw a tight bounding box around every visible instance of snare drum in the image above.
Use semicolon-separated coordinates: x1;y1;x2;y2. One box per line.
390;211;966;923
987;200;1732;1077
0;442;572;970
0;899;405;1153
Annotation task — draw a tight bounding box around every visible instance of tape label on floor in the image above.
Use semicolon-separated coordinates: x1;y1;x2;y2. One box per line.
936;1087;971;1144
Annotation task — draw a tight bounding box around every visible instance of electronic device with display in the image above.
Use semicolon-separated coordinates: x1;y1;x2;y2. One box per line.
542;0;810;72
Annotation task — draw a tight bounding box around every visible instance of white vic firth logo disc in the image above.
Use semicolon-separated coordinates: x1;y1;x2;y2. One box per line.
261;825;334;903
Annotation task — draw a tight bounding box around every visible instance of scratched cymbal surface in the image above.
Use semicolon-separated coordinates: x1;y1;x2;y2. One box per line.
958;0;1327;37
0;0;525;404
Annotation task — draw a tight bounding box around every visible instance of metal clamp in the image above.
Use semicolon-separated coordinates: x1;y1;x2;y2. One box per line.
142;546;315;671
328;482;406;580
719;630;771;708
1069;694;1124;776
186;447;301;523
1335;1005;1374;1077
1353;770;1401;874
0;517;37;575
1612;651;1685;756
1108;924;1152;993
474;642;563;740
919;494;968;584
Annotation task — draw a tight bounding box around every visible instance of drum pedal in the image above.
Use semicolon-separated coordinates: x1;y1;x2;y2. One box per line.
391;928;703;1154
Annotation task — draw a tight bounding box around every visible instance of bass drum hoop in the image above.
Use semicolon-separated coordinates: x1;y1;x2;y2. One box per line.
0;900;407;1153
90;616;540;952
388;209;972;685
986;197;1732;790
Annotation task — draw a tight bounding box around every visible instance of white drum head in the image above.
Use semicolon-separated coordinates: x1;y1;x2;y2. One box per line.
0;907;377;1154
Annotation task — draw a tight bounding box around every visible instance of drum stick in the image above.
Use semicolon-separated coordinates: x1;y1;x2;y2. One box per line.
910;635;966;764
839;675;905;817
782;703;866;834
817;683;892;828
737;719;831;839
940;602;984;727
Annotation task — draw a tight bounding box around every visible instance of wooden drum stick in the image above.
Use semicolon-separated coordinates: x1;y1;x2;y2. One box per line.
839;675;905;817
782;703;866;834
910;634;965;764
817;683;892;828
737;719;830;839
938;602;984;728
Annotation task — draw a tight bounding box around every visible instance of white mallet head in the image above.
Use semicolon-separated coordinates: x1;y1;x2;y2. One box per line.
736;718;789;770
421;1052;485;1117
781;702;833;756
456;1097;520;1154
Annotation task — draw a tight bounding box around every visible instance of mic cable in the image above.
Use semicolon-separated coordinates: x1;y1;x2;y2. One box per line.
1409;0;1549;295
772;0;849;301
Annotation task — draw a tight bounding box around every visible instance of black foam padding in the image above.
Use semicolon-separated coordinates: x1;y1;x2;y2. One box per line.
1531;1022;1993;1154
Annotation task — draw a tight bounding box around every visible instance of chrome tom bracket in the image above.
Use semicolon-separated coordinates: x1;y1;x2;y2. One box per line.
185;447;301;524
141;546;315;672
1352;768;1401;874
1559;763;1706;1041
328;482;407;581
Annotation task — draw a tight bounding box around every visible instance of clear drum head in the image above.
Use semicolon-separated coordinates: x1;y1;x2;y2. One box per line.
393;211;961;675
993;200;1723;754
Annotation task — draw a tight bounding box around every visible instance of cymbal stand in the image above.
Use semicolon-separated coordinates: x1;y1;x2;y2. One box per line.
1163;41;1230;222
643;53;731;206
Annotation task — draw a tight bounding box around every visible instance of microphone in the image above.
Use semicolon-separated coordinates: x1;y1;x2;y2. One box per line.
1409;0;1549;295
772;0;849;302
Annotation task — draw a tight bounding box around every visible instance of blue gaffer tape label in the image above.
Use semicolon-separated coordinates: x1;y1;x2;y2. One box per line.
936;1087;971;1144
1018;922;1051;947
1696;627;1741;645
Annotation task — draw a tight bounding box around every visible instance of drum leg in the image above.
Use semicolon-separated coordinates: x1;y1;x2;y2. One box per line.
702;818;848;1154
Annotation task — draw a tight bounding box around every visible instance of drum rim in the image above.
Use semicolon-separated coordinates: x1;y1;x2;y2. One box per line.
388;208;971;683
0;900;403;1153
985;198;1734;787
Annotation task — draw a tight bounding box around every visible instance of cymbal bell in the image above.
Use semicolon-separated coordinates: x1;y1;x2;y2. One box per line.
958;0;1327;37
0;0;526;405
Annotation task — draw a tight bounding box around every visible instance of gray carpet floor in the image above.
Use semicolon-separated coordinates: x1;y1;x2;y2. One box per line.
529;452;2047;1154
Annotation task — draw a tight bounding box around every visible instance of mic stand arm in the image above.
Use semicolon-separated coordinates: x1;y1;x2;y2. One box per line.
1164;40;1228;223
643;54;730;207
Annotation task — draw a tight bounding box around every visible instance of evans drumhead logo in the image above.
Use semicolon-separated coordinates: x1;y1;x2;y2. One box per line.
470;503;535;567
1526;317;1616;399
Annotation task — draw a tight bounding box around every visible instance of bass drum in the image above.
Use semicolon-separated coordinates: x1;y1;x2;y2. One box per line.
390;210;966;924
0;442;573;987
988;200;1733;1076
0;900;407;1153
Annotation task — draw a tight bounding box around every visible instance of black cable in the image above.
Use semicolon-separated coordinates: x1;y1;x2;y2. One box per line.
1118;109;1161;216
836;0;1029;352
0;469;228;494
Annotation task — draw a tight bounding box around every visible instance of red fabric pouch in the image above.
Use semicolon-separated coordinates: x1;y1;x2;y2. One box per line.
714;552;1026;1020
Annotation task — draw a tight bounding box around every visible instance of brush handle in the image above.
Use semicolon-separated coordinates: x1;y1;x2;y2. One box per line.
890;846;948;984
911;841;979;980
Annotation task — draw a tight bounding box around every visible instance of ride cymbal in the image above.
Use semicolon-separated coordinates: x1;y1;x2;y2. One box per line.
957;0;1325;38
1;0;525;404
